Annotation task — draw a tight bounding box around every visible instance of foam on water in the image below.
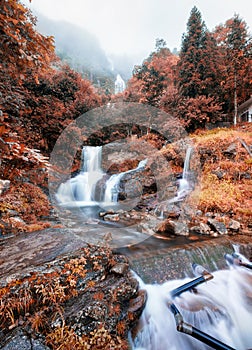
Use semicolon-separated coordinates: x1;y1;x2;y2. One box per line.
131;250;252;350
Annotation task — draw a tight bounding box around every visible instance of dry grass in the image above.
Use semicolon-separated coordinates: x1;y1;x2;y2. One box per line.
188;124;252;223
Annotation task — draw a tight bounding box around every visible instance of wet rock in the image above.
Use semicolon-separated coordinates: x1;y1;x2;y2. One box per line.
207;218;228;235
99;209;115;217
103;213;120;222
156;219;189;236
228;219;241;233
0;244;145;347
110;262;129;275
173;221;189;236
190;222;211;235
163;203;181;219
138;221;156;235
128;289;146;314
1;329;49;350
120;173;144;200
0;179;10;196
102;209;146;226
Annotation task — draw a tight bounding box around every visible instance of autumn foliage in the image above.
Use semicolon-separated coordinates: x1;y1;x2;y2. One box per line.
124;8;252;131
0;0;104;234
190;125;252;224
0;244;136;349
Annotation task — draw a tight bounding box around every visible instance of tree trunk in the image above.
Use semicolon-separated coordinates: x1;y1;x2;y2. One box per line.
234;73;237;126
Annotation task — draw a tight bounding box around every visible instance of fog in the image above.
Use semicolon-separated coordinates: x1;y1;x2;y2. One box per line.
36;14;139;80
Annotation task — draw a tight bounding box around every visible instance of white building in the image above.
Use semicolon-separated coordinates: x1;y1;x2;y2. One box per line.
238;96;252;123
115;74;126;94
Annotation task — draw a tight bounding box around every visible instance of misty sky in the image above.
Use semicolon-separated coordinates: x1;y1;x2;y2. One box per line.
23;0;252;62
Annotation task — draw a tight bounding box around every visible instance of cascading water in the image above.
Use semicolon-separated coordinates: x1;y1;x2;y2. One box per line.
104;159;147;203
81;145;102;173
56;146;104;206
175;146;193;202
131;248;252;350
155;146;193;216
56;146;147;208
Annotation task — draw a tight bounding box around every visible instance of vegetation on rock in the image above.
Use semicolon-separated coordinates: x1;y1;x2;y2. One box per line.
0;244;144;349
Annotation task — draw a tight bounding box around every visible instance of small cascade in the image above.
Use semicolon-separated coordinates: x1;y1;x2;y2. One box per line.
182;146;192;180
81;145;102;173
56;146;103;206
115;74;126;94
104;172;125;203
104;159;147;203
56;146;147;208
131;249;252;350
161;146;193;206
176;146;193;201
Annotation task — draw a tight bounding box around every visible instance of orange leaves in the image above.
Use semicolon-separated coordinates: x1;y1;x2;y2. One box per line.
0;125;7;136
116;320;126;336
125;48;178;107
93;291;105;301
0;0;54;78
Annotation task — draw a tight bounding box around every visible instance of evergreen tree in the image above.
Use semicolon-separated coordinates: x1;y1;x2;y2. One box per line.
176;7;222;130
214;15;252;124
178;6;207;98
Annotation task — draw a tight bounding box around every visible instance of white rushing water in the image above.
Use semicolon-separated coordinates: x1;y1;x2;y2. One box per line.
56;146;104;206
104;159;147;203
131;250;252;350
56;146;147;207
174;146;193;202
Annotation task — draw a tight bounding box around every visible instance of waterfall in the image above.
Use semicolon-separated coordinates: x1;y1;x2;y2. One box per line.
56;146;147;207
115;74;126;94
182;146;192;181
131;249;252;350
104;172;125;203
167;146;193;204
81;145;102;173
104;159;147;203
56;146;103;206
177;146;192;200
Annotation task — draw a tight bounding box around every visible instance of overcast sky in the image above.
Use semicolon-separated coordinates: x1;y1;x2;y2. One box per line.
22;0;252;62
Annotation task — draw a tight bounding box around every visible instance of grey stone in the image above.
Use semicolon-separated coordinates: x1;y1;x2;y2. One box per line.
0;179;10;196
110;262;129;275
190;222;211;235
223;143;237;156
207;218;228;235
199;222;212;235
103;214;120;222
1;331;49;350
228;219;241;232
157;219;189;236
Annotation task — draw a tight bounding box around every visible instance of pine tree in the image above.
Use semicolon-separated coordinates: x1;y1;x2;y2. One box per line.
178;6;207;98
176;7;222;130
214;15;252;124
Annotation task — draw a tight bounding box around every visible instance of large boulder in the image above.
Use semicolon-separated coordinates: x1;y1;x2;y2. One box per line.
0;241;146;349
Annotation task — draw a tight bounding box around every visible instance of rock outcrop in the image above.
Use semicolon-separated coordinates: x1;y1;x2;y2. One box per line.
0;234;146;349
